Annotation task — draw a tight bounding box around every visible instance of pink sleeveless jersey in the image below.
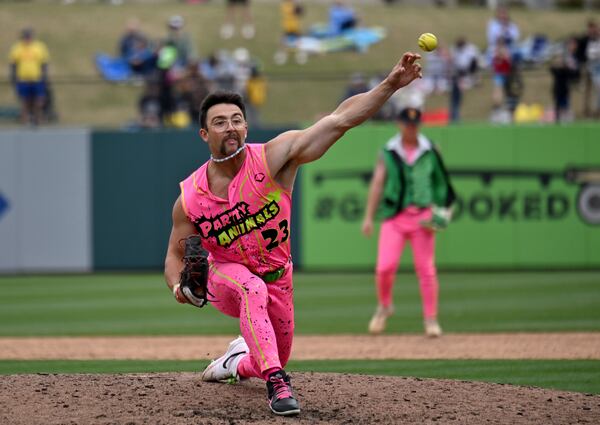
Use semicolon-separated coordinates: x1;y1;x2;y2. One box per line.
180;143;292;276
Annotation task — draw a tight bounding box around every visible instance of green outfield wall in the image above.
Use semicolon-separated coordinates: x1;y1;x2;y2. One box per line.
300;123;600;270
1;124;599;273
92;130;204;269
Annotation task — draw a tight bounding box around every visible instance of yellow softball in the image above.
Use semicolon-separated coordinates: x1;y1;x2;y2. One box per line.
418;33;438;52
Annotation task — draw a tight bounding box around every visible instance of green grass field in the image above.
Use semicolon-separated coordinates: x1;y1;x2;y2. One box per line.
0;2;595;126
1;271;599;393
1;271;599;336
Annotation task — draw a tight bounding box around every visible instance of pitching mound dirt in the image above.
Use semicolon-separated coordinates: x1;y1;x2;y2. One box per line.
1;372;598;424
2;334;599;424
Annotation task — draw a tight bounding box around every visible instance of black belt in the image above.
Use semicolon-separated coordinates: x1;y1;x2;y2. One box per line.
261;266;286;283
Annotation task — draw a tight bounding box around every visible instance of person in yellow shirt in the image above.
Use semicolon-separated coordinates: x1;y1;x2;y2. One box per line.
274;0;307;65
245;65;267;126
9;28;50;125
281;0;302;37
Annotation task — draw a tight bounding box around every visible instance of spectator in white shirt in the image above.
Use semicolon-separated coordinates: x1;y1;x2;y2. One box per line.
450;36;482;88
486;6;520;64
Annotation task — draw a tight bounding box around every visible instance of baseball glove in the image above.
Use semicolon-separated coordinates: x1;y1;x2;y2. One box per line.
176;234;210;308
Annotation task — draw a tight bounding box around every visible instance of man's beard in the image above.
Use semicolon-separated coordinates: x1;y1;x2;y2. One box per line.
220;133;241;156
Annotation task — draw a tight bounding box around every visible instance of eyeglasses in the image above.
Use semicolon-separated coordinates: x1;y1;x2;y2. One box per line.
210;117;246;132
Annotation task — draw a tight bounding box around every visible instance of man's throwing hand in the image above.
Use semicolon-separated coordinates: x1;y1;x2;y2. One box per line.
387;52;422;91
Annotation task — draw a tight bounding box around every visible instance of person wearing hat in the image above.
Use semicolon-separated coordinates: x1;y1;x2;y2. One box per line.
361;107;456;337
8;28;50;125
162;15;197;68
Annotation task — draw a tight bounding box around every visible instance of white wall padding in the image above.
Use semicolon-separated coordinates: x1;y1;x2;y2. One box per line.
0;128;91;273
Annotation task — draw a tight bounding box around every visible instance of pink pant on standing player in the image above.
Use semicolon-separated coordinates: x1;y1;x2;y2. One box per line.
376;206;439;319
207;260;294;380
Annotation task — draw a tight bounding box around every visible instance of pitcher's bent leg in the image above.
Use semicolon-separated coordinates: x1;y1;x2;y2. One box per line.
266;269;294;370
242;265;295;380
208;262;284;379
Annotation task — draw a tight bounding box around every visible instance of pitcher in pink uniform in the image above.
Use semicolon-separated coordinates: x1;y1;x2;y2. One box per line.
362;107;456;338
164;52;423;417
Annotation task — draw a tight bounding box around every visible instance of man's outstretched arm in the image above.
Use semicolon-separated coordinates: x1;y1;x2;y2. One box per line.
266;52;421;187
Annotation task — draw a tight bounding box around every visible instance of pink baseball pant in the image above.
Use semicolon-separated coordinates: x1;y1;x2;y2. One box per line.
375;207;439;319
207;260;294;381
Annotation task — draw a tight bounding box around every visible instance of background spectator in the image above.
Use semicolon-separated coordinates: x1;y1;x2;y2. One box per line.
449;73;463;123
9;28;50;126
486;6;520;64
574;20;598;117
422;46;451;94
450;36;482;88
127;37;156;77
211;49;239;92
201;49;236;91
503;61;524;121
329;0;359;36
220;0;255;39
119;18;147;62
576;19;600;118
199;52;220;85
281;0;303;40
176;61;211;126
137;76;161;129
95;18;155;83
245;65;267;127
587;25;600;118
491;39;512;107
549;49;579;123
274;0;306;65
551;36;579;122
155;43;180;125
448;36;481;123
162;15;197;69
231;47;254;95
